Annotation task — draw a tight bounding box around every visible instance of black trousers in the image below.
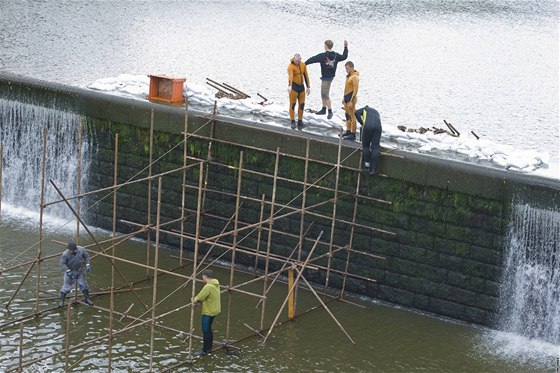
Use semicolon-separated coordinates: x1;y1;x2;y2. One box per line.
361;115;382;172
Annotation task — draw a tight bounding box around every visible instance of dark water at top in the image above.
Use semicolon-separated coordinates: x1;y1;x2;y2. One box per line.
0;0;558;174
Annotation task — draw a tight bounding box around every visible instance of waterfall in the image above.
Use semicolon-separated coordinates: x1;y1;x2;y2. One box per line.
498;203;560;345
0;98;92;219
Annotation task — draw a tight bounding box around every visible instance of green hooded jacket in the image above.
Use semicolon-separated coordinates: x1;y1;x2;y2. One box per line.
194;279;221;316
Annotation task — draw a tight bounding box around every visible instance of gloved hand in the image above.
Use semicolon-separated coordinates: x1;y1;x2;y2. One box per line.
66;269;76;279
86;264;92;273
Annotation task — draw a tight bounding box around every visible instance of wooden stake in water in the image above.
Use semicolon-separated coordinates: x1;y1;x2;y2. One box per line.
17;324;23;372
64;302;71;371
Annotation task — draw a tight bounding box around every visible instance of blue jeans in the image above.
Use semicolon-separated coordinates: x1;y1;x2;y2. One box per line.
201;315;215;353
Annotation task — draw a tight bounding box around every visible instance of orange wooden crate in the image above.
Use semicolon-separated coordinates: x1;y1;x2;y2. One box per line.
147;75;186;105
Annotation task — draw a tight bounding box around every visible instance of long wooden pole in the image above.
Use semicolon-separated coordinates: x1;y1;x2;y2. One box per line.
225;151;243;342
146;108;155;279
64;302;71;371
340;153;362;297
253;194;266;276
179;97;189;266
35;128;47;314
108;133;118;372
187;162;204;360
148;177;163;371
0;144;3;219
260;149;280;331
324;132;343;297
17;324;23;372
295;137;310;314
76;119;83;243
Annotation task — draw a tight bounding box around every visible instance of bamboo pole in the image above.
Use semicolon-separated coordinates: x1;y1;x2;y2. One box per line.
148;177;163;372
260;149;280;331
324;132;343;297
262;231;323;344
17;324;23;372
253;194;265;276
225;151;243;342
0;144;3;219
64;302;71;371
108;133;118;372
179;96;189;266
341;153;362;297
35;128;47;314
76;119;83;243
295;137;310;314
146;108;155;279
296;269;355;344
49;180;149;311
288;269;294;319
187;162;204;361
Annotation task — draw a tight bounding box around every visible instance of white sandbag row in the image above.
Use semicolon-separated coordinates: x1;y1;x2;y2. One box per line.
87;75;549;174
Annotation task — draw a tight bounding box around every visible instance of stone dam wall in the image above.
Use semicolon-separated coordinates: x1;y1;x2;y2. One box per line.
1;73;559;327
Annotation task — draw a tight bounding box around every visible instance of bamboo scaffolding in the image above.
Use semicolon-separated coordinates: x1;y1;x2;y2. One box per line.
64;302;71;371
1;104;397;371
76;119;83;243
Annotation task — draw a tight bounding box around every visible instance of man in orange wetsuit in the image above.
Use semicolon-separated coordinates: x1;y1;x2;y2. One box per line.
287;53;311;129
341;61;359;141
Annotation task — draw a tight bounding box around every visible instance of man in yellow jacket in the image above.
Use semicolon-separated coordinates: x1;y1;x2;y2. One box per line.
341;61;359;141
287;53;311;129
193;270;221;356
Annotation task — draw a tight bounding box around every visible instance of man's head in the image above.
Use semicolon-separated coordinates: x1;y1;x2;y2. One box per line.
324;40;334;51
345;61;355;74
67;242;77;253
293;53;301;64
202;269;214;283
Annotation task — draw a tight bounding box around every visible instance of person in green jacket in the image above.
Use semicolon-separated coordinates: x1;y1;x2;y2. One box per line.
192;270;221;356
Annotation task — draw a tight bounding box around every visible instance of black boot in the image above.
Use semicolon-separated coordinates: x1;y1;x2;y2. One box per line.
203;331;213;354
297;120;305;128
82;290;94;306
327;109;333;119
57;292;67;308
315;107;326;115
290;120;296;129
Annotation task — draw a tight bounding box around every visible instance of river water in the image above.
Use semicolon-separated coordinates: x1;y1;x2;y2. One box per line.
0;0;558;175
0;216;557;372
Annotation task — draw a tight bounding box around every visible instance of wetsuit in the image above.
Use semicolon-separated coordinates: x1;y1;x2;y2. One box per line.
287;59;310;122
356;106;382;173
343;70;359;133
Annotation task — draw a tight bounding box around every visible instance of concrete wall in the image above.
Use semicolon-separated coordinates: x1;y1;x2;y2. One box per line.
2;73;559;326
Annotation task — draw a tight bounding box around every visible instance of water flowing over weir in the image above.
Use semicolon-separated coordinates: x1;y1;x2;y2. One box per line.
0;98;92;218
498;203;560;345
